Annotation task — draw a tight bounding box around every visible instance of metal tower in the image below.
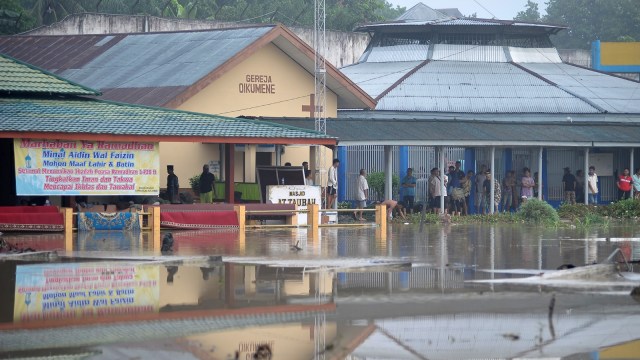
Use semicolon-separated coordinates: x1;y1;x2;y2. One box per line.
313;0;327;207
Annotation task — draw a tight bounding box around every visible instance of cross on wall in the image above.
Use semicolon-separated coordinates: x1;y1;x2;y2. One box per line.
301;94;324;117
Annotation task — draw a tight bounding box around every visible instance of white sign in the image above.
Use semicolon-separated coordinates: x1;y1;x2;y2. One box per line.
267;185;321;225
589;153;614;176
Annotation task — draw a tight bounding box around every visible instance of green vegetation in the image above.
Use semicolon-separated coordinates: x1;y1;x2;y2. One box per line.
366;171;399;201
1;0;404;34
189;173;200;194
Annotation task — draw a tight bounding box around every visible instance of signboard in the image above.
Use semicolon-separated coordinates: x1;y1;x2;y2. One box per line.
14;139;160;195
13;262;159;323
267;185;321;225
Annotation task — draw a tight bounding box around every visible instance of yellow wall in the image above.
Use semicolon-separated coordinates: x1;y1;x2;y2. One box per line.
171;43;338;183
159;266;221;306
601;42;640;65
160;143;220;191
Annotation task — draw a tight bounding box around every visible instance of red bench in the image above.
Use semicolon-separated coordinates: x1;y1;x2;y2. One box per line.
158;203;296;229
0;206;64;232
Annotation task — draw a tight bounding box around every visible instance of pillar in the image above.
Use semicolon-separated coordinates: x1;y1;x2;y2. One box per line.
490;146;495;214
149;205;160;251
275;145;282;166
243;144;257;183
439;146;445;214
384;146;393;200
538;147;543;201
631;148;635;198
399;146;409;200
375;204;387;240
225;143;235;204
310;146;318;185
61;207;73;251
584;148;589;204
234;204;245;232
338;146;347;203
219;144;226;181
308;203;319;237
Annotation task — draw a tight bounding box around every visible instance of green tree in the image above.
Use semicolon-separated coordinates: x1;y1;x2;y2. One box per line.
543;0;640;49
514;0;540;22
0;0;36;34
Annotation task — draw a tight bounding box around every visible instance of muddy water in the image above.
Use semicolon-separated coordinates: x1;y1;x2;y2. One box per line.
1;224;639;359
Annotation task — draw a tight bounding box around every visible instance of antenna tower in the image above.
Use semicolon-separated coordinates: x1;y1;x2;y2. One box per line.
313;0;327;193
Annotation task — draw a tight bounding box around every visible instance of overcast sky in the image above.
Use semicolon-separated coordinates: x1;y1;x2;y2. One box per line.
388;0;547;20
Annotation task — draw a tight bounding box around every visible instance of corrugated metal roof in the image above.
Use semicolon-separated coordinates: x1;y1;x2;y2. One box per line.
375;61;598;113
54;27;272;89
339;62;421;98
264;117;640;146
0;98;335;141
395;3;450;21
431;44;506;62
0;54;99;95
521;63;640;113
365;44;429;63
509;47;562;63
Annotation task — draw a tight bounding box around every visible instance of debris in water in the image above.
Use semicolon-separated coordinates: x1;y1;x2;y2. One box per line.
290;240;302;251
161;232;174;253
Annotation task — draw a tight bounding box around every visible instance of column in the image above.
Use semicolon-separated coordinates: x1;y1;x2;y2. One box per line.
338;146;347;203
464;148;476;213
490;146;495;214
538;147;543;201
244;144;257;183
631;148;635;198
439;146;445;214
310;146;318;185
219;144;226;181
225;143;235;203
384;145;393;200
275;145;282;166
399;146;409;201
584;148;589;204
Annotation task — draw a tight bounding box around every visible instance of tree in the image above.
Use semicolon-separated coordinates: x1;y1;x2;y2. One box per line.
543;0;640;49
514;0;540;22
0;0;36;34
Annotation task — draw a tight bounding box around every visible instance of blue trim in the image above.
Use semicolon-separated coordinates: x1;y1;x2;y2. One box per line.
338;146;347;202
504;148;512;173
465;148;476;213
399;146;409;198
542;148;548;201
591;40;640;72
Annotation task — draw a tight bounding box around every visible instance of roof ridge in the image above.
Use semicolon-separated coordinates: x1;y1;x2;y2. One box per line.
509;61;606;113
375;60;430;102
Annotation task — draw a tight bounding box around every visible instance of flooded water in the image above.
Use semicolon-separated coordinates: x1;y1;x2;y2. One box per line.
1;224;640;359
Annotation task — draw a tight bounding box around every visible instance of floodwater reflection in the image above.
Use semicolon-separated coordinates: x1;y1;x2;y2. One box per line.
0;224;639;359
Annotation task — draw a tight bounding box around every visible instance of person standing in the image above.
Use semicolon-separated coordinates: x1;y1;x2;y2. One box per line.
401;167;417;213
166;165;179;203
462;170;474;215
327;158;339;209
354;169;369;221
588;166;598;205
199;164;216;204
575;169;585;204
501;170;515;212
617;168;632;200
633;168;640;200
475;165;487;214
562;167;576;205
521;167;535;202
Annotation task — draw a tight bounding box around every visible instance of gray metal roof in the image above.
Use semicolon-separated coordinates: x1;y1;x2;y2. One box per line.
340;61;421;98
432;44;506;62
395;3;450;22
261;117;640;147
57;27;272;89
365;44;429;63
521;63;640;113
375;61;599;113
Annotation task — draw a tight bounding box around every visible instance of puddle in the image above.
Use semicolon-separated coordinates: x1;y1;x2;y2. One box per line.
1;224;640;359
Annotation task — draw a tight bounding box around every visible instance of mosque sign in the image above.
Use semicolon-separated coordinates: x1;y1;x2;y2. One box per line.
267;185;321;225
14;139;160;196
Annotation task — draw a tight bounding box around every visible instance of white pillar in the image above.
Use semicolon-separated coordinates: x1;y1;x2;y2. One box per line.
631;148;635;198
538;147;543;201
384;146;392;200
440;146;445;214
490;146;495;214
584;148;589;204
219;144;226;181
275;145;282;166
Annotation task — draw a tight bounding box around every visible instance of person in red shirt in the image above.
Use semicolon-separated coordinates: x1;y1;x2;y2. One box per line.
617;168;632;200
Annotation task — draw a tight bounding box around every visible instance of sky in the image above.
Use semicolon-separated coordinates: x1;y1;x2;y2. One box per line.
388;0;547;20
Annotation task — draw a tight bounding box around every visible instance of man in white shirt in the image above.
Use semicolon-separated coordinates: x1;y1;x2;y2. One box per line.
327;158;339;209
588;166;598;205
354;169;369;220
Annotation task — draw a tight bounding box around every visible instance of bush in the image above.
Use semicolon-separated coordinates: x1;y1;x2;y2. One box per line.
557;203;595;221
367;172;399;201
517;198;559;225
189;174;201;194
607;198;640;218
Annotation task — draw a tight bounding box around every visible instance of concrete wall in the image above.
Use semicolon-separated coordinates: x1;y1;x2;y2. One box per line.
558;49;591;68
24;13;369;68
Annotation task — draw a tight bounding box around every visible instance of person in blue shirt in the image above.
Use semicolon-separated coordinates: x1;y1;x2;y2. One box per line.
401;167;417;213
